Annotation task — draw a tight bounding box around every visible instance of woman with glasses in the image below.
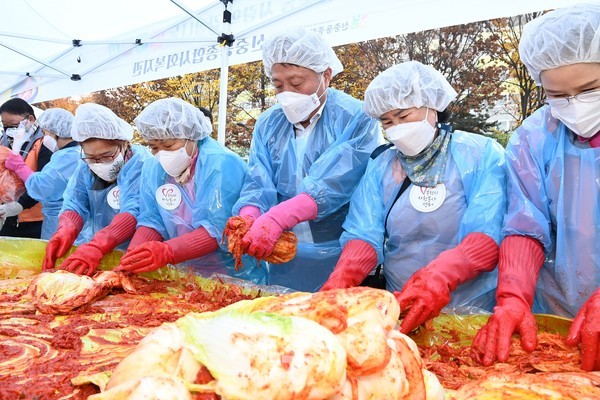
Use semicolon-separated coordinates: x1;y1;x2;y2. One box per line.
472;3;600;371
115;98;266;284
3;108;80;240
42;103;150;275
0;98;51;238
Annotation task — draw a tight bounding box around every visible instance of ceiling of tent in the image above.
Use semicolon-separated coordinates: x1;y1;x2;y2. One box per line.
0;0;586;104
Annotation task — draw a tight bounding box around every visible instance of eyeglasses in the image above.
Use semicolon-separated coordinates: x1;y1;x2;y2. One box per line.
81;146;121;164
3;115;30;131
545;88;600;108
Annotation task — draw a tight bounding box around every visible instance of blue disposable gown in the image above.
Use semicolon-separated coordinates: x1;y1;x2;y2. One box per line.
342;131;506;311
25;143;81;240
503;106;600;317
234;88;381;292
137;137;266;284
61;145;150;248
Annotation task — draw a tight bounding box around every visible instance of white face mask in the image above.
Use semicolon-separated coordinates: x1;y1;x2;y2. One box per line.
4;119;33;137
7;120;34;153
88;152;124;182
156;146;191;177
43;135;58;153
4;127;18;138
385;109;436;156
549;93;600;138
275;75;325;124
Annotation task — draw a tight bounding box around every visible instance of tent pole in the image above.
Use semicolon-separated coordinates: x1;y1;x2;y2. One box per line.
217;0;234;146
217;46;229;145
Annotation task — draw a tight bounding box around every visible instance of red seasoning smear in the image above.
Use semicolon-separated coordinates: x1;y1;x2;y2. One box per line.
0;275;258;399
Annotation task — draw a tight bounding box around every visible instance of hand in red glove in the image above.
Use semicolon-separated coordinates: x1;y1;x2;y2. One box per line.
395;232;499;334
58;243;106;276
472;296;538;365
57;212;137;275
43;211;84;271
118;241;174;274
242;193;317;259
127;226;164;250
471;235;545;366
4;152;34;182
118;227;218;274
566;288;600;371
320;240;378;291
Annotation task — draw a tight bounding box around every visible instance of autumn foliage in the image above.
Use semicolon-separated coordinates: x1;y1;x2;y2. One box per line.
36;13;549;149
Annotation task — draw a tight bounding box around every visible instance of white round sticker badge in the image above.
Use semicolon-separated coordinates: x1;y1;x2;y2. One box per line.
107;186;120;210
156;184;182;210
409;183;446;213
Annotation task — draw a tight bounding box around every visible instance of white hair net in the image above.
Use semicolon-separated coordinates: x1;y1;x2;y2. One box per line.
134;97;212;141
363;61;458;119
262;27;343;78
37;108;74;138
71;103;133;142
519;3;600;85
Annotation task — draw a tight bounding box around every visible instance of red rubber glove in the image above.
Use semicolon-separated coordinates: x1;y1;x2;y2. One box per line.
566;288;600;371
395;232;499;334
320;240;378;291
471;235;545;366
43;210;84;271
58;212;137;276
118;226;219;274
127;226;164;250
242;193;317;259
4;152;34;182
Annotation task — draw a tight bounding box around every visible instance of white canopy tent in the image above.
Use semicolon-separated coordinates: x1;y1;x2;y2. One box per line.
0;0;586;142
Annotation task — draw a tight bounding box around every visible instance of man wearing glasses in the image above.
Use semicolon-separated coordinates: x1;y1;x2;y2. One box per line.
0;98;52;238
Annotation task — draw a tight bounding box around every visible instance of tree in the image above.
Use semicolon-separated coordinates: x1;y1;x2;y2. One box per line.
405;24;504;133
485;12;546;125
35;18;515;152
333;37;404;99
334;21;505;133
226;61;274;156
34;97;79;114
82;87;142;122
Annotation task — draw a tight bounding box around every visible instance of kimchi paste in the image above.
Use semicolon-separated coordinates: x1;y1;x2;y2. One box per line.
0;275;255;399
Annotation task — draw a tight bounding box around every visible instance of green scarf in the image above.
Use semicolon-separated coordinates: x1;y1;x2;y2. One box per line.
396;125;452;187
